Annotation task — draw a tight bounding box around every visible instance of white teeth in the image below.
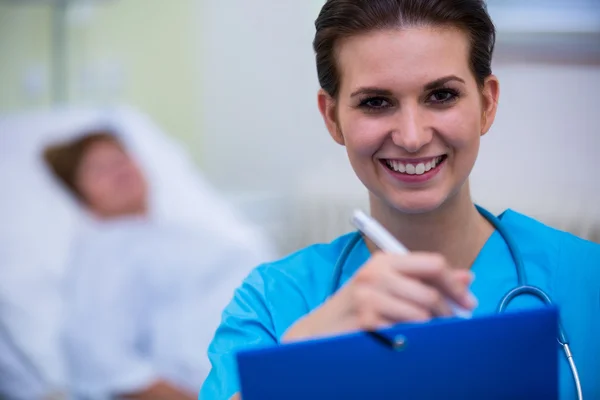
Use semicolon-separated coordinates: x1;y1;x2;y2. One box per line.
385;156;444;175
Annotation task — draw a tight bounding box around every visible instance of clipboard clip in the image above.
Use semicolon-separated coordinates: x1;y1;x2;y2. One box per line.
368;331;407;351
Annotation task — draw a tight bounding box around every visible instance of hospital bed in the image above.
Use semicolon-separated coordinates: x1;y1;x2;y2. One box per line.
0;106;277;399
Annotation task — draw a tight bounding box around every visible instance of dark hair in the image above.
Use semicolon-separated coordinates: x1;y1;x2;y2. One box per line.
43;130;122;200
313;0;496;98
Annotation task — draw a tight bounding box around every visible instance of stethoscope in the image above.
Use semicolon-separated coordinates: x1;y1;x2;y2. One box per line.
329;205;583;400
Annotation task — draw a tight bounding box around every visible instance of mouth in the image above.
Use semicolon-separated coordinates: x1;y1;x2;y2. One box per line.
382;155;448;176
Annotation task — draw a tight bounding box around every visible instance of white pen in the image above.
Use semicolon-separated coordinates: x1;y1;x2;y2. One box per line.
350;209;473;319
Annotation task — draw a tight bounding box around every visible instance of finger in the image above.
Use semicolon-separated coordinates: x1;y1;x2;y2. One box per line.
355;287;432;328
355;310;396;332
373;253;476;310
380;272;454;317
385;253;448;279
358;254;452;316
376;290;432;323
386;252;476;310
385;253;474;310
455;270;475;286
429;269;477;310
351;287;396;330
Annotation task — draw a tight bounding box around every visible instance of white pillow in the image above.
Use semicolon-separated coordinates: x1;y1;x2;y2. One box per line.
0;105;272;396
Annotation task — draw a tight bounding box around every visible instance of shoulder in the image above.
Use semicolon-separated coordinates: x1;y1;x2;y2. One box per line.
229;232;357;334
500;209;600;255
73;219;151;250
499;209;600;280
255;232;356;279
244;231;357;301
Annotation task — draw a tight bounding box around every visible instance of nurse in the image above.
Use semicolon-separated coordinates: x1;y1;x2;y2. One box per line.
200;0;600;399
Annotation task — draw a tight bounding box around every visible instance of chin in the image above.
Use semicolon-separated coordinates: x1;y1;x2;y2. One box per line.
390;200;444;215
380;188;453;215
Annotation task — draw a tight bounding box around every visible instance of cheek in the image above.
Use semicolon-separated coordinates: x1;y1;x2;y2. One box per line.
435;105;482;148
339;111;387;156
93;182;115;204
131;166;146;188
79;175;116;205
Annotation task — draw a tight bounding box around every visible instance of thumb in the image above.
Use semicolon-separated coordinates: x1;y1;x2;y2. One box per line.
447;269;477;310
454;270;475;287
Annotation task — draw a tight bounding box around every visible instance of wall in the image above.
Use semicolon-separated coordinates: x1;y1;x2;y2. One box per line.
66;0;201;159
471;61;600;200
0;0;202;163
0;4;52;111
199;0;346;193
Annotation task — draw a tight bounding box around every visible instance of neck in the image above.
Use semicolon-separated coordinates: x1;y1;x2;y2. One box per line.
93;203;149;221
368;182;494;269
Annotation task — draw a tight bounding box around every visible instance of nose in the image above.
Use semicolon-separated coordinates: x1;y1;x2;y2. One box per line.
390;106;432;153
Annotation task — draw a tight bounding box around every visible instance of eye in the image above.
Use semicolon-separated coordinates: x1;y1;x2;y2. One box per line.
358;97;392;111
428;89;460;104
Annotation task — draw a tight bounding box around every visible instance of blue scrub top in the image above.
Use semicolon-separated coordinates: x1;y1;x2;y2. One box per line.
199;210;600;400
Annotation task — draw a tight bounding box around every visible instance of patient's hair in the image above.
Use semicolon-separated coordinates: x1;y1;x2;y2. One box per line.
43;130;123;200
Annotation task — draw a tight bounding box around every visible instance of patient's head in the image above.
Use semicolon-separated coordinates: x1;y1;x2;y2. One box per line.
43;131;148;219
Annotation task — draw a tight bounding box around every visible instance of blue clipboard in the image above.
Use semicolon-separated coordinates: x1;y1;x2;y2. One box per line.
236;307;559;399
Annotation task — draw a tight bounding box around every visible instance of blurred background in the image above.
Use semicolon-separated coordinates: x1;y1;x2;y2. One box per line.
0;0;599;398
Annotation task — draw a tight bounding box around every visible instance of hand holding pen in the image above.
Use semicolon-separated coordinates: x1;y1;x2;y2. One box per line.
350;210;475;319
282;211;476;343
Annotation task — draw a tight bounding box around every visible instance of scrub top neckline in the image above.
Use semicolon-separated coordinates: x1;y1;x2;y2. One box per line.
338;208;512;288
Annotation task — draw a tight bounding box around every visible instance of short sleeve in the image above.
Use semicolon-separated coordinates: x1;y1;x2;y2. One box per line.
199;268;278;400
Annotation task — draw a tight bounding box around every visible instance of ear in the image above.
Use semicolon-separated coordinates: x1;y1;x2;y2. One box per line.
317;89;345;145
480;74;500;136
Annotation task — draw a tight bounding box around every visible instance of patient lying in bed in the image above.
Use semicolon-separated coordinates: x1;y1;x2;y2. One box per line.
43;131;273;399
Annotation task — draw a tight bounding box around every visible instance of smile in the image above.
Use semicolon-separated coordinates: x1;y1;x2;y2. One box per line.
383;155;447;176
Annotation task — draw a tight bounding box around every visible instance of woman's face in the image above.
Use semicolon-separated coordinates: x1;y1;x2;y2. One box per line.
75;140;148;218
318;26;499;214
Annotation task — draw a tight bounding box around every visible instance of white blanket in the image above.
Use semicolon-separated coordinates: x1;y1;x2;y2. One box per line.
63;217;274;398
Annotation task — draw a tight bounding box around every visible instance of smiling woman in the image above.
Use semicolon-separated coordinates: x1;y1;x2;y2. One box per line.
198;1;600;399
318;23;498;216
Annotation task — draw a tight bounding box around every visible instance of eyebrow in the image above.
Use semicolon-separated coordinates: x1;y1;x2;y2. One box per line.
350;75;466;98
350;88;393;98
423;75;465;90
